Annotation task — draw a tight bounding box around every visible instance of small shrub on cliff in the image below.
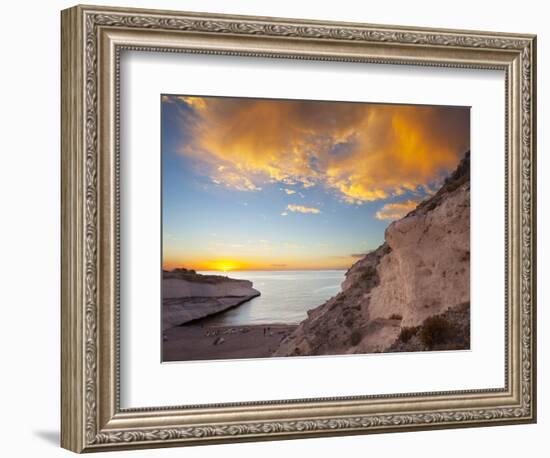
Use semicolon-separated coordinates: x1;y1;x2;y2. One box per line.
350;330;363;346
398;326;418;343
389;313;403;320
420;316;456;349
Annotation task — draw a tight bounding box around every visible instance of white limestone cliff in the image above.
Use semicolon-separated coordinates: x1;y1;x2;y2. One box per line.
162;270;260;330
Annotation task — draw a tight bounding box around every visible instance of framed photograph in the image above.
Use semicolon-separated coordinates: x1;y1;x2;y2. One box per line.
61;4;537;453
160;95;472;362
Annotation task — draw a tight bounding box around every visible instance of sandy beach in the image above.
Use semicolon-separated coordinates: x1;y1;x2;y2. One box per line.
163;323;298;362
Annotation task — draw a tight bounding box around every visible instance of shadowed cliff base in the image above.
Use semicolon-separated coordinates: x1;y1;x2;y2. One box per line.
386;301;470;353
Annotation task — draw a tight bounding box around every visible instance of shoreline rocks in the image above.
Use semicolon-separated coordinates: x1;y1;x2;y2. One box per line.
162;269;260;331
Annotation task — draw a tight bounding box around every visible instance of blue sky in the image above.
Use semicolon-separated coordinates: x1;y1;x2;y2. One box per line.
161;95;469;271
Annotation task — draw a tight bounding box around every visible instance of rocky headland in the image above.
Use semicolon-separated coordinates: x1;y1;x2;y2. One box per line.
162;268;260;331
274;152;471;356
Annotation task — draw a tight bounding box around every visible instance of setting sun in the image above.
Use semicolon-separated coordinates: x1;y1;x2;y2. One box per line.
209;260;240;272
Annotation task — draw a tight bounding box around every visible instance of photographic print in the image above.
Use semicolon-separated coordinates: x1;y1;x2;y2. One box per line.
161;95;471;362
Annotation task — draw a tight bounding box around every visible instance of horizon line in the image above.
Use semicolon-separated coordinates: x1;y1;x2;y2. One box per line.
163;267;350;272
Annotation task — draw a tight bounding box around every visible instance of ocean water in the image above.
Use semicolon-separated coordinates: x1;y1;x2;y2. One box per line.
197;270;346;325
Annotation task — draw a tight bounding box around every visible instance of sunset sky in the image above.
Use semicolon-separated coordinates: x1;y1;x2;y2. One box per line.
162;95;469;271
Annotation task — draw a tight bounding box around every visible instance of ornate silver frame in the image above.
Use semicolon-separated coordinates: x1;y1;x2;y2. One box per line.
61;4;537;453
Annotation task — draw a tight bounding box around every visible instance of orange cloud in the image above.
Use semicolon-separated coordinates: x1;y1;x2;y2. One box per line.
212;168;261;191
375;199;420;220
176;95;207;110
286;204;321;214
167;96;469;203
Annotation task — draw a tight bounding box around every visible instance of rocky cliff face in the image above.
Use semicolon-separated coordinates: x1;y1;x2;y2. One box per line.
162;269;260;331
274;153;470;356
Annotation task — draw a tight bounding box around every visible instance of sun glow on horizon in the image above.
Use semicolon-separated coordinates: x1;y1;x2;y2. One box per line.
162;256;360;272
211;260;240;272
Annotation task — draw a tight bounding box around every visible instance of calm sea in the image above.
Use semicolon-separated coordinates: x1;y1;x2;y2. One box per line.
197;270;346;325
